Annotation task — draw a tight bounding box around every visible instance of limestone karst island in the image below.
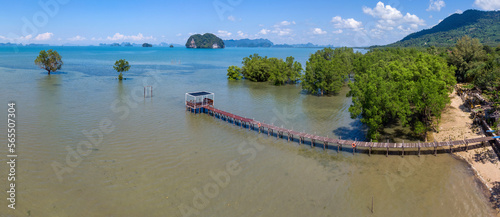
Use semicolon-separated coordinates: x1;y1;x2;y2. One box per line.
185;33;225;49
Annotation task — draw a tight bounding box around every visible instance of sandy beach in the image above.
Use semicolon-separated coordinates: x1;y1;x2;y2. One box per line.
433;89;500;213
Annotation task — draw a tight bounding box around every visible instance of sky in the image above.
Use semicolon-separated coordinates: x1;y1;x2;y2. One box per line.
0;0;499;46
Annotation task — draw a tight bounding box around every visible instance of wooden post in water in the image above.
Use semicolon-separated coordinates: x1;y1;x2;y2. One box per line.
402;140;404;157
324;135;328;150
371;196;374;214
369;139;372;156
418;141;420;157
386;139;389;157
338;136;341;153
434;141;437;156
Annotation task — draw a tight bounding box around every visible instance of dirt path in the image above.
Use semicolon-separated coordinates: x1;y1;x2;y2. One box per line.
433;90;500;212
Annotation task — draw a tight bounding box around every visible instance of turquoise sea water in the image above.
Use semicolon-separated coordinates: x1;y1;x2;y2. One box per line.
0;46;495;216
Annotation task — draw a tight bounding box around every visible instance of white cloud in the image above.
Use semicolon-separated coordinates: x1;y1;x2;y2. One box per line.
227;15;236;21
107;33;154;41
274;28;292;36
332;29;343;34
237;31;248;38
455;9;463;14
312;28;327;35
363;2;425;31
34;32;53;41
0;35;6;40
427;0;445;11
363;2;402;20
376;24;394;30
403;13;425;26
474;0;500;10
217;30;232;38
331;16;363;29
259;29;271;35
279;20;295;26
68;35;86;41
176;33;182;37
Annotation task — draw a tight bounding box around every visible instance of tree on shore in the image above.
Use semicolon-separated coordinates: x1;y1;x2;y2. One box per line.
348;48;456;141
34;49;63;75
448;35;486;82
113;59;130;80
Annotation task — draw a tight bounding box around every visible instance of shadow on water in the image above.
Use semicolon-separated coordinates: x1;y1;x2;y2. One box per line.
379;122;422;143
332;119;367;141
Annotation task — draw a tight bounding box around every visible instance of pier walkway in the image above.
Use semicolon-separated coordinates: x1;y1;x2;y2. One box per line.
192;105;498;156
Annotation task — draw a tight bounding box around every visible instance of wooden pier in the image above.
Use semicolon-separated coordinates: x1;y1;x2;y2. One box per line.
185;91;498;156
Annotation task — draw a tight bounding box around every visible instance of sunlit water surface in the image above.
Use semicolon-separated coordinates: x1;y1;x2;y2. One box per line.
0;46;494;216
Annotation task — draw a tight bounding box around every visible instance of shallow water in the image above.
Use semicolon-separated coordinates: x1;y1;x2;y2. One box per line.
0;47;494;216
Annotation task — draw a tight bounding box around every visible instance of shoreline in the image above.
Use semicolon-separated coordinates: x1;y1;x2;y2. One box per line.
432;89;500;214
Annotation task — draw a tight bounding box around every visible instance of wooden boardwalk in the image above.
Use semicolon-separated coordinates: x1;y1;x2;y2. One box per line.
199;105;498;155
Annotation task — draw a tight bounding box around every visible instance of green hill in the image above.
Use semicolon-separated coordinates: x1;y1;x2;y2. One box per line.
387;10;500;47
185;33;225;49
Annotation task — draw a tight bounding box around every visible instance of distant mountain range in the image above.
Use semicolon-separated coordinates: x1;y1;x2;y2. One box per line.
385;9;500;47
223;39;327;48
224;39;273;47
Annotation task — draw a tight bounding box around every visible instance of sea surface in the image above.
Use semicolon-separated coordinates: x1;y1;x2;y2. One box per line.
0;46;494;216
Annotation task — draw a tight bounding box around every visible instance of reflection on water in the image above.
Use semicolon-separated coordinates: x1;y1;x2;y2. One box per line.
0;47;495;216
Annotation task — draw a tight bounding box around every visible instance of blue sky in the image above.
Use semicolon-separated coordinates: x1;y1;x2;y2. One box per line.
0;0;499;46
